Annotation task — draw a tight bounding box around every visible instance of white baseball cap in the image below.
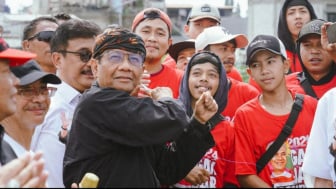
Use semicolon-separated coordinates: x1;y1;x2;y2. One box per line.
195;26;248;51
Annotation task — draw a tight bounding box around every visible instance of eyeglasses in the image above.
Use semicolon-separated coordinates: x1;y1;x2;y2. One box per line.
58;49;92;63
17;86;57;99
102;50;144;67
27;31;55;43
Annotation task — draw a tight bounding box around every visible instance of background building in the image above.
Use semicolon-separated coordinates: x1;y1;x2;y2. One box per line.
0;0;335;81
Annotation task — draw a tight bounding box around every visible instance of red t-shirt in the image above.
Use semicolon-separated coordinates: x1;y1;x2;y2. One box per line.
162;53;176;70
227;66;243;82
148;64;183;99
174;121;238;188
286;72;336;99
234;90;317;187
286;50;302;73
221;78;259;121
248;77;262;92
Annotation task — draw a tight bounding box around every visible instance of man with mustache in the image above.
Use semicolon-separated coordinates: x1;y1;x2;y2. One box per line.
286;19;336;100
31;19;102;187
1;60;61;158
0;39;49;188
63;26;218;187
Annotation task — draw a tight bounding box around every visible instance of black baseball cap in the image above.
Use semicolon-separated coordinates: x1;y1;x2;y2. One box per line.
246;34;287;66
11;60;61;86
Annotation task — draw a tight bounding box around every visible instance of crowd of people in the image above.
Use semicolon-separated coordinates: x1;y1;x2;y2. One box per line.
0;0;335;187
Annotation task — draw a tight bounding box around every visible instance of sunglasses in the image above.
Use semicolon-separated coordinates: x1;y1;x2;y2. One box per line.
58;49;92;63
27;31;55;43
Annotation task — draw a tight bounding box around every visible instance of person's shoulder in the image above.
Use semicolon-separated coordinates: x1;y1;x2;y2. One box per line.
295;92;318;111
83;85;125;100
227;67;243;82
321;87;336;99
162;64;183;79
230;78;259;92
235;97;259;114
285;72;300;81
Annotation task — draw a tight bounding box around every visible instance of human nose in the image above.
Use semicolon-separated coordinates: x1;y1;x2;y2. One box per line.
32;92;48;101
310;46;322;54
119;54;132;69
294;11;302;19
200;73;208;81
259;64;270;74
147;32;157;42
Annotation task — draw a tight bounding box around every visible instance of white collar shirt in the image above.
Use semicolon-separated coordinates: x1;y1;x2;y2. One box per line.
4;133;27;157
31;81;83;188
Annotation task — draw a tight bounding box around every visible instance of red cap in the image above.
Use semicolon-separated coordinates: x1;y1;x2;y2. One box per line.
0;38;36;67
132;8;172;34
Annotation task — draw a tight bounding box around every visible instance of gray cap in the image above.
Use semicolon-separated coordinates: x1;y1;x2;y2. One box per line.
187;4;221;24
297;19;326;43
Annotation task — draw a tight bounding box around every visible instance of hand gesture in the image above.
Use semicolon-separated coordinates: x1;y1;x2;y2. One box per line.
184;166;210;186
137;69;151;98
0;151;48;188
150;87;173;100
193;91;218;124
321;22;336;62
60;112;70;139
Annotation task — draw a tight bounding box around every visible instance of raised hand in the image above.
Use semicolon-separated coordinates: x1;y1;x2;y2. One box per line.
150;87;173;100
0;151;48;188
193;91;218;124
137;69;151;98
321;22;336;62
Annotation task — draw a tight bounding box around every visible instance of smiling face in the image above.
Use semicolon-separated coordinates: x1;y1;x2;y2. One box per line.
92;49;143;93
13;80;51;129
188;62;219;105
134;19;172;64
53;37;96;93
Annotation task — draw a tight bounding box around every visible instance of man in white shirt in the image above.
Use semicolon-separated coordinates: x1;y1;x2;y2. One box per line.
31;19;102;187
302;87;336;187
1;60;60;158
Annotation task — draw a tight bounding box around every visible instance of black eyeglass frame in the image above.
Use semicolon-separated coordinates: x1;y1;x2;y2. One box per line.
27;31;55;43
58;50;93;63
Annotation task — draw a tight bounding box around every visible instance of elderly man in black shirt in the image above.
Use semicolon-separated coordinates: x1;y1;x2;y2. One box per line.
63;26;219;187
